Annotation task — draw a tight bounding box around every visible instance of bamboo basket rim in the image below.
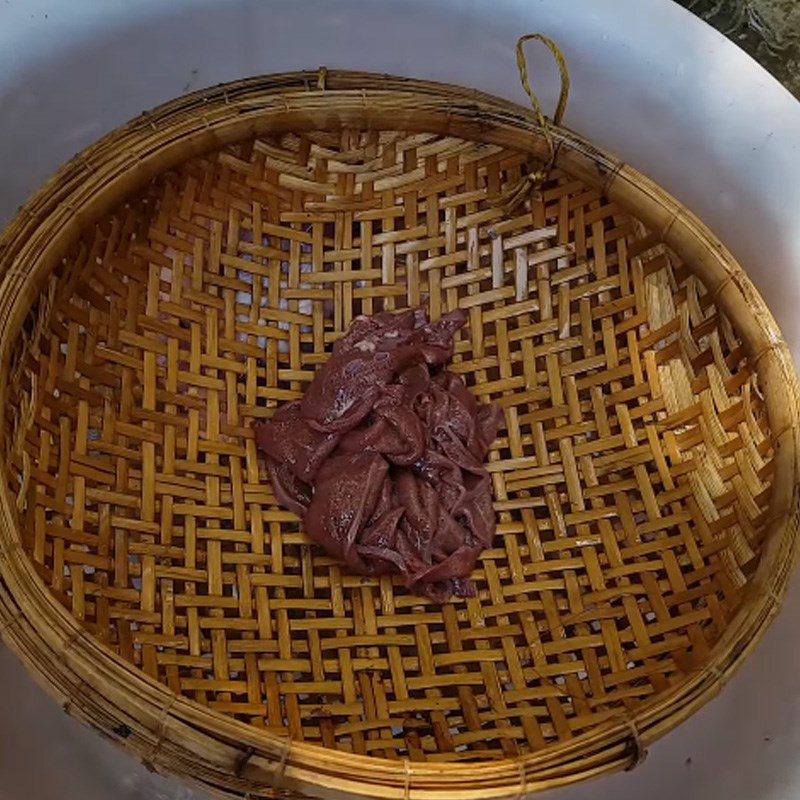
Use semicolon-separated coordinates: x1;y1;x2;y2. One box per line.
0;69;798;799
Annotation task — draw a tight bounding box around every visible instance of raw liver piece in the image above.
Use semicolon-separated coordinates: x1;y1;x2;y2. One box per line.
254;308;503;601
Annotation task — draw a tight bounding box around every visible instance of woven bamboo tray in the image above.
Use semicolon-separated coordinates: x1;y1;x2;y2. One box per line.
0;60;799;800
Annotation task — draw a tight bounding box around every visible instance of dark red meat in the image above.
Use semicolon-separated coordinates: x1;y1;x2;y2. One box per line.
253;308;503;601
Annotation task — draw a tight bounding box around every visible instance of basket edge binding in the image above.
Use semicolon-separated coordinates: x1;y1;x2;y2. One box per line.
0;70;797;799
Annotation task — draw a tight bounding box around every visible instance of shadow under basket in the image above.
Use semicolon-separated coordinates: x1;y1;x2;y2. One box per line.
0;71;798;800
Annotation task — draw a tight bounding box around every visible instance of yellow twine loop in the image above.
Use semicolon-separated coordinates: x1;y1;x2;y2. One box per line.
500;33;571;212
10;276;56;513
271;739;291;790
12;370;38;513
515;759;529;800
622;716;648;770
145;694;178;768
15;449;31;512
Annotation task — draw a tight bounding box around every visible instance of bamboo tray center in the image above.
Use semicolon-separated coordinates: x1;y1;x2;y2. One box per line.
5;128;773;762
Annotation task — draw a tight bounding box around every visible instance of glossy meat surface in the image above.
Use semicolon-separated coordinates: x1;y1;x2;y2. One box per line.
254;309;503;601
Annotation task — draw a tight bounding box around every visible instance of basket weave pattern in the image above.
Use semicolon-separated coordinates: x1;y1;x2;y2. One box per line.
4;128;773;761
0;72;796;799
